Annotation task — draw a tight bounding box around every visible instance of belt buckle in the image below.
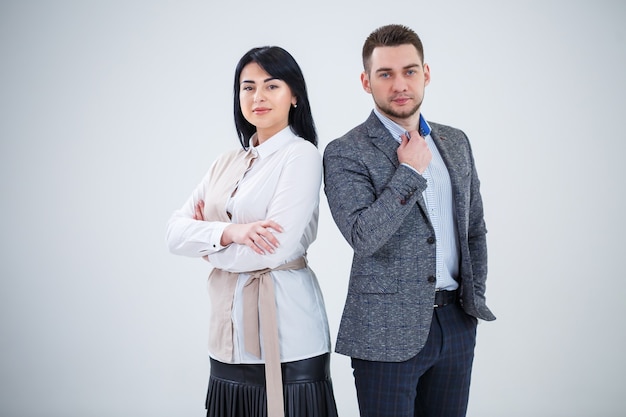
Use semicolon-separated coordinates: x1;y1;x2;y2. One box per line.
434;289;442;308
434;289;453;308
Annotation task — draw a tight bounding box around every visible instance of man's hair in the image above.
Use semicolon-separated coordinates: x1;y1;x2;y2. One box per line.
362;24;424;74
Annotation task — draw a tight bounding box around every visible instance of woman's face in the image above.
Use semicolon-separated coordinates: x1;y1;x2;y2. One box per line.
239;62;296;145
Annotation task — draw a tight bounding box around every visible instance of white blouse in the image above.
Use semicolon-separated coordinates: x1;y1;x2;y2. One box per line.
166;126;331;364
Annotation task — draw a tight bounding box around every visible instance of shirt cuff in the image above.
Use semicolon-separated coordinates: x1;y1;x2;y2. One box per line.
202;221;230;254
400;162;421;175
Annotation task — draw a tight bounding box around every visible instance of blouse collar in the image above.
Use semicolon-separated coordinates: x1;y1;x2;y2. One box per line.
249;126;297;159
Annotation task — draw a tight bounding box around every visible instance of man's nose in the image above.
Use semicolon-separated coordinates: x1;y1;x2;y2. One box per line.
392;76;408;92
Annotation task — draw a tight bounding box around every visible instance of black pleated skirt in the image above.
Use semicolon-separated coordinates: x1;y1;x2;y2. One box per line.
206;353;338;417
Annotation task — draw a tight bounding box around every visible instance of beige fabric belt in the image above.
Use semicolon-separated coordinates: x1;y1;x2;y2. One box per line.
209;256;307;417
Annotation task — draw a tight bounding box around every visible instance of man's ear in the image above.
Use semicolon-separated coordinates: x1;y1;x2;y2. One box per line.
361;71;372;93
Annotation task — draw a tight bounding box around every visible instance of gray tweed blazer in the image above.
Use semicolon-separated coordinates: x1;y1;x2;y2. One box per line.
323;111;495;362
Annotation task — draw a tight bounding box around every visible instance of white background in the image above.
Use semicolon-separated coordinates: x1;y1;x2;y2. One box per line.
1;1;625;416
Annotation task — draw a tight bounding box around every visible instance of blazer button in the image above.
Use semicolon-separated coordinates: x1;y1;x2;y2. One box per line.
427;275;436;283
400;199;406;205
427;237;435;244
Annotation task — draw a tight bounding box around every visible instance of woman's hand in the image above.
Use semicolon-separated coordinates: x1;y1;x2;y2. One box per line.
221;220;283;255
193;200;205;221
193;200;283;255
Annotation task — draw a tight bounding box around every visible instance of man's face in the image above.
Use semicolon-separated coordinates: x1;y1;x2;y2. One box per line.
361;44;430;125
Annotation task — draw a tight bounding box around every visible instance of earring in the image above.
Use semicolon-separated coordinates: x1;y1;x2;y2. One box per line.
293;103;298;108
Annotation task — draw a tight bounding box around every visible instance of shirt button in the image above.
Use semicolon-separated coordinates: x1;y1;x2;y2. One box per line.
427;237;435;244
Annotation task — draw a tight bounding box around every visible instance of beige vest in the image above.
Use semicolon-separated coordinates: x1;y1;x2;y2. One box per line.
203;147;302;417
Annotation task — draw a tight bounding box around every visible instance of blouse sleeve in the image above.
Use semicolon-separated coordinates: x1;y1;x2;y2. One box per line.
207;142;321;273
165;169;230;258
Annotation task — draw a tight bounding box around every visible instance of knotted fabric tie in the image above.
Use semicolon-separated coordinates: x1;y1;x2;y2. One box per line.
243;256;307;417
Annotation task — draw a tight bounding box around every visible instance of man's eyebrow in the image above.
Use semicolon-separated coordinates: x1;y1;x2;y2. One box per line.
374;64;420;73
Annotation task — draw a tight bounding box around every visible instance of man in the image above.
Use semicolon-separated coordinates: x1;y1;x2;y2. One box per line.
323;24;495;417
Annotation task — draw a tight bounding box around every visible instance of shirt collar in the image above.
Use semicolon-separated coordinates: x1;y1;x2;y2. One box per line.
249;126;297;159
373;108;432;143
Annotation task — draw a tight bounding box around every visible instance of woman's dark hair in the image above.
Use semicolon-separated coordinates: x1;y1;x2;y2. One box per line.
233;46;317;149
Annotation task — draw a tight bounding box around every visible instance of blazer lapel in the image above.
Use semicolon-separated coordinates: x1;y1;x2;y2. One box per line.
430;127;469;234
367;114;400;167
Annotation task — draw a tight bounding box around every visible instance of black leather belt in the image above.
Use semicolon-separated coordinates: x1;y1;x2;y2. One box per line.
434;289;457;308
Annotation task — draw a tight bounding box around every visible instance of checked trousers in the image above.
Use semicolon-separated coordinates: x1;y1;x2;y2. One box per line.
351;301;478;417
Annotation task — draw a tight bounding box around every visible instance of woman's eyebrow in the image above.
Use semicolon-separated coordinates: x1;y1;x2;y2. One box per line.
241;77;279;84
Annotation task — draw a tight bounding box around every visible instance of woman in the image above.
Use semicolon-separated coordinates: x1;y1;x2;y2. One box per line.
166;46;338;417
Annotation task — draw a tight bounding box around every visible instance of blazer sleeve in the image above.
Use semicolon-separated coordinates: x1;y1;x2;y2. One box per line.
323;136;428;257
466;136;490;303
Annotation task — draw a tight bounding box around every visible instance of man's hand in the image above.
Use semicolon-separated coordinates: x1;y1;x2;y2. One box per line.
398;130;432;174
